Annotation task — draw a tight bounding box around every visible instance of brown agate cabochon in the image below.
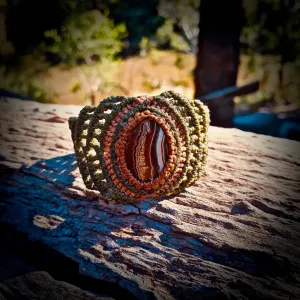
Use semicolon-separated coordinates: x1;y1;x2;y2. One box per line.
125;118;169;182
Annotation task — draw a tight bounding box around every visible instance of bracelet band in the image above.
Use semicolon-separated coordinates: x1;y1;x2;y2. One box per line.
69;90;210;203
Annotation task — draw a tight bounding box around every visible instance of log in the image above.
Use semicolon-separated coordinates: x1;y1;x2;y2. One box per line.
0;271;113;300
200;81;259;102
0;98;300;300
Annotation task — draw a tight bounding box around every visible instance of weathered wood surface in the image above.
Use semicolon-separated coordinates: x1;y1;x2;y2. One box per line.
0;271;113;300
0;98;300;300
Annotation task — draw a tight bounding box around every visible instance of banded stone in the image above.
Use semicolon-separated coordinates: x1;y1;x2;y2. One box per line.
125;118;169;182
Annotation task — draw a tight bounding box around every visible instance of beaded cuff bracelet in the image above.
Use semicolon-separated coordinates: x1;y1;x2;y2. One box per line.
69;90;210;203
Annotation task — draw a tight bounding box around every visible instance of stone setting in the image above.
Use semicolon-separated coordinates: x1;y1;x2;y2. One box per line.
125;119;169;182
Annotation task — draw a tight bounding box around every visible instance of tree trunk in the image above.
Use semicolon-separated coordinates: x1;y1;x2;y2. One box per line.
0;98;300;299
194;0;243;127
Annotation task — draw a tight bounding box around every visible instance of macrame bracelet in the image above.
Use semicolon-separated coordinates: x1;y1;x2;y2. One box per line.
69;90;210;204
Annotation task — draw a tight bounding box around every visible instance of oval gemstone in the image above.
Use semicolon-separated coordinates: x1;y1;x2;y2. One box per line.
125;119;169;182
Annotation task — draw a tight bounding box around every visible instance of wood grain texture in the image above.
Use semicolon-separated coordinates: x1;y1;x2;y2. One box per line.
0;271;113;300
0;98;300;300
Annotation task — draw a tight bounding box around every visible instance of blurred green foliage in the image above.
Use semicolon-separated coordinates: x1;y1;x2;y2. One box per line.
109;0;164;54
239;0;300;107
154;20;191;52
0;59;56;103
3;0;299;62
156;0;200;53
241;0;300;62
71;81;82;93
0;50;57;102
174;54;185;69
41;10;127;65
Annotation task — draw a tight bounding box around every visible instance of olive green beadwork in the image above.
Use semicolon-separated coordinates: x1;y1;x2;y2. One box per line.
69;90;210;203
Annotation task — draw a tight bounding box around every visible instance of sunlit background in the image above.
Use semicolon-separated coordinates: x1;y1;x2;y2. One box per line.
0;0;299;139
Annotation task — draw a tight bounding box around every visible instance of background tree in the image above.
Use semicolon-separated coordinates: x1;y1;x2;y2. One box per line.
194;0;244;128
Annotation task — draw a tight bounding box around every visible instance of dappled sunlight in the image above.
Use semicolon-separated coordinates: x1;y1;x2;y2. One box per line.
33;214;65;230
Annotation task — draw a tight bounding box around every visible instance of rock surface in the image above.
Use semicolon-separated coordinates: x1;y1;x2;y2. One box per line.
0;98;300;299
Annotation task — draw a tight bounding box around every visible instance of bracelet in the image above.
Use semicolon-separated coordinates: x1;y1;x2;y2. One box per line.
69;90;210;203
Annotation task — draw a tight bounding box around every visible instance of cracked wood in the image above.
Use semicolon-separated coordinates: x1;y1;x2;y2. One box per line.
0;98;300;300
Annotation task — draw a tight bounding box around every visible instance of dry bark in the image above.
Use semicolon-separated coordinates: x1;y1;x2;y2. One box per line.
0;271;113;300
0;98;300;300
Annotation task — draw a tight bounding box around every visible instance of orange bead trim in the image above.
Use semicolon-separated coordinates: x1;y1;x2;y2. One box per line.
151;103;187;193
103;101;143;199
102;96;188;199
